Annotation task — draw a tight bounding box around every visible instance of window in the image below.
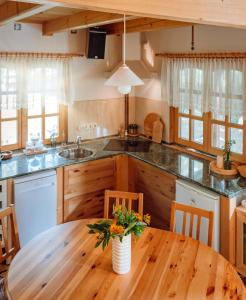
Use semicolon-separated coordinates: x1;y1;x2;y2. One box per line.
175;67;205;151
0;61;68;150
0;68;20;150
26;100;64;144
25;67;64;143
209;69;244;158
168;58;246;161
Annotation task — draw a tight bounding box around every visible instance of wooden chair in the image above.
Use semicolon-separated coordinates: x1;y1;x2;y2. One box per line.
104;190;143;219
0;205;20;299
170;201;214;247
0;204;20;264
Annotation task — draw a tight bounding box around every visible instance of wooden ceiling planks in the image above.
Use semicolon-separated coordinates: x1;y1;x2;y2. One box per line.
3;0;191;36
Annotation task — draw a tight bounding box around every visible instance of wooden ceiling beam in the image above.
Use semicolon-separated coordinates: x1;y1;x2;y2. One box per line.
101;18;191;35
0;1;54;25
42;10;125;35
18;0;246;29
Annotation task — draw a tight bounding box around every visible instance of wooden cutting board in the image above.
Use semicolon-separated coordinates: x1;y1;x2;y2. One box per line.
144;113;161;138
152;120;164;143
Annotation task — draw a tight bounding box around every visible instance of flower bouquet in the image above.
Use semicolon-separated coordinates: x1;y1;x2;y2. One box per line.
87;205;150;274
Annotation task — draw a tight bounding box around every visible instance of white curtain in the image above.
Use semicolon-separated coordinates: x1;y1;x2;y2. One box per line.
0;56;70;110
162;57;246;120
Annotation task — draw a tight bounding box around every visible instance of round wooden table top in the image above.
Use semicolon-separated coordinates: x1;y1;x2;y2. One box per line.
7;219;246;300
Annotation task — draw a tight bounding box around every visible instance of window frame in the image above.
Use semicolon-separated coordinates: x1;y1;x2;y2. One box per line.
21;104;67;148
0;59;68;150
174;108;206;152
173;108;246;163
172;62;246;162
208;113;245;162
0;105;67;151
0;110;21;151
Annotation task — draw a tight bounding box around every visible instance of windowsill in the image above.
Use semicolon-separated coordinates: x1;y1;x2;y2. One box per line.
165;142;215;161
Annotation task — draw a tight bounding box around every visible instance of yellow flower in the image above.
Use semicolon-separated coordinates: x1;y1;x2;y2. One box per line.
144;214;151;225
110;224;124;235
114;205;122;213
134;212;142;221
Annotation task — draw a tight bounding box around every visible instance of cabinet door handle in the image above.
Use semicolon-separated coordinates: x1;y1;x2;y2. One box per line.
74;170;80;173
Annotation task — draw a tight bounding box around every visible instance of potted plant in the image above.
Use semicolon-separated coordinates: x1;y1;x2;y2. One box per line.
87;206;151;274
223;140;236;170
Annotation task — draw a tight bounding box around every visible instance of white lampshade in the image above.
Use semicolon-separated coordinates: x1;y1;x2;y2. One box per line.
105;64;143;94
105;14;144;95
118;85;132;95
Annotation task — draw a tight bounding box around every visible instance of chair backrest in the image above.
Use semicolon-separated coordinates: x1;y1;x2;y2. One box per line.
0;205;20;263
170;201;214;247
104;190;143;219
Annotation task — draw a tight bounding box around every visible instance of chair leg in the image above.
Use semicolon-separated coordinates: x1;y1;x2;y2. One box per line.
0;276;7;300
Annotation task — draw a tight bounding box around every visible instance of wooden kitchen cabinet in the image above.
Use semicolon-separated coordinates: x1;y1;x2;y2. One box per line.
63;157;116;222
63;155;176;228
129;157;177;229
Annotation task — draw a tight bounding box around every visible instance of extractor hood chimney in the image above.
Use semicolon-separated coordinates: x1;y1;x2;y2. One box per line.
105;32;153;79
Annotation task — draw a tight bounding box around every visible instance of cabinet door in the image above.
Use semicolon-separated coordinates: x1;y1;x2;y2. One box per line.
64;157;116;221
130;158;176;229
236;208;246;276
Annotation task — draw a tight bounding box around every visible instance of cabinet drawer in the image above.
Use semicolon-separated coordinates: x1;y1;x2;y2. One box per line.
64;157;115;196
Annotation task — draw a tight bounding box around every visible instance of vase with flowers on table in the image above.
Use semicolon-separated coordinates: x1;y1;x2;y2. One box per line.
87;206;151;274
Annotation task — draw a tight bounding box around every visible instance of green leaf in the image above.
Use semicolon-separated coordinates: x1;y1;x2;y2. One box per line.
95;239;103;248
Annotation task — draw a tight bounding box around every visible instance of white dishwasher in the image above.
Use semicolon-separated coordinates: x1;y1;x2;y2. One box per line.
175;179;220;251
14;170;57;247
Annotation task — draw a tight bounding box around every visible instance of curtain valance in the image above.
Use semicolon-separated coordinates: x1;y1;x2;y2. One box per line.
161;57;246;120
0;56;70;109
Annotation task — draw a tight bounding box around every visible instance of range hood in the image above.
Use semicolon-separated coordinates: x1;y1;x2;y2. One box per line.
106;59;152;79
105;32;154;79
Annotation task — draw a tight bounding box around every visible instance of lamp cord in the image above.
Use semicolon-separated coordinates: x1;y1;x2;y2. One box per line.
123;14;126;65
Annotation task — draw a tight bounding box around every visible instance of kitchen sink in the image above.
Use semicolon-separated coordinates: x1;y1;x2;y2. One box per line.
58;147;94;160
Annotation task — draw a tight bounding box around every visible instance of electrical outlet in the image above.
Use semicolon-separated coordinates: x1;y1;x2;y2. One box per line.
14;23;22;31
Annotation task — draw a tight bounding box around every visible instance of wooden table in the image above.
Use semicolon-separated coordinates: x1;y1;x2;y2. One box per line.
7;220;246;300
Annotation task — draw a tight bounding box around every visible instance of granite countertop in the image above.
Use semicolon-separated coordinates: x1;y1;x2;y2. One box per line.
1;136;246;198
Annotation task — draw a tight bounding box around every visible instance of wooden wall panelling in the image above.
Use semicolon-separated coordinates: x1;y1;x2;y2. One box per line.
7;179;14;206
115;155;128;191
169;106;176;143
236;206;246;276
56;167;64;224
6;179;14;256
128;156;136;193
130;157;176;229
220;195;237;264
63;157;116;222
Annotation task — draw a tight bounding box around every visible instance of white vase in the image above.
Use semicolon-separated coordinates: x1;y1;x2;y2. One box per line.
112;234;131;274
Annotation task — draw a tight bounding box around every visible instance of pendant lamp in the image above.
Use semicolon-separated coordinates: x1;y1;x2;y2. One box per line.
105;14;144;94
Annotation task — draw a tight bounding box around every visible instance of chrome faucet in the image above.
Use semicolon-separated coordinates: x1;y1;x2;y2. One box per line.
76;136;83;147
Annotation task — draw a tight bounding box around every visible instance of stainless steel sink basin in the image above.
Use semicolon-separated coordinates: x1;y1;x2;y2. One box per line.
58;148;94;160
